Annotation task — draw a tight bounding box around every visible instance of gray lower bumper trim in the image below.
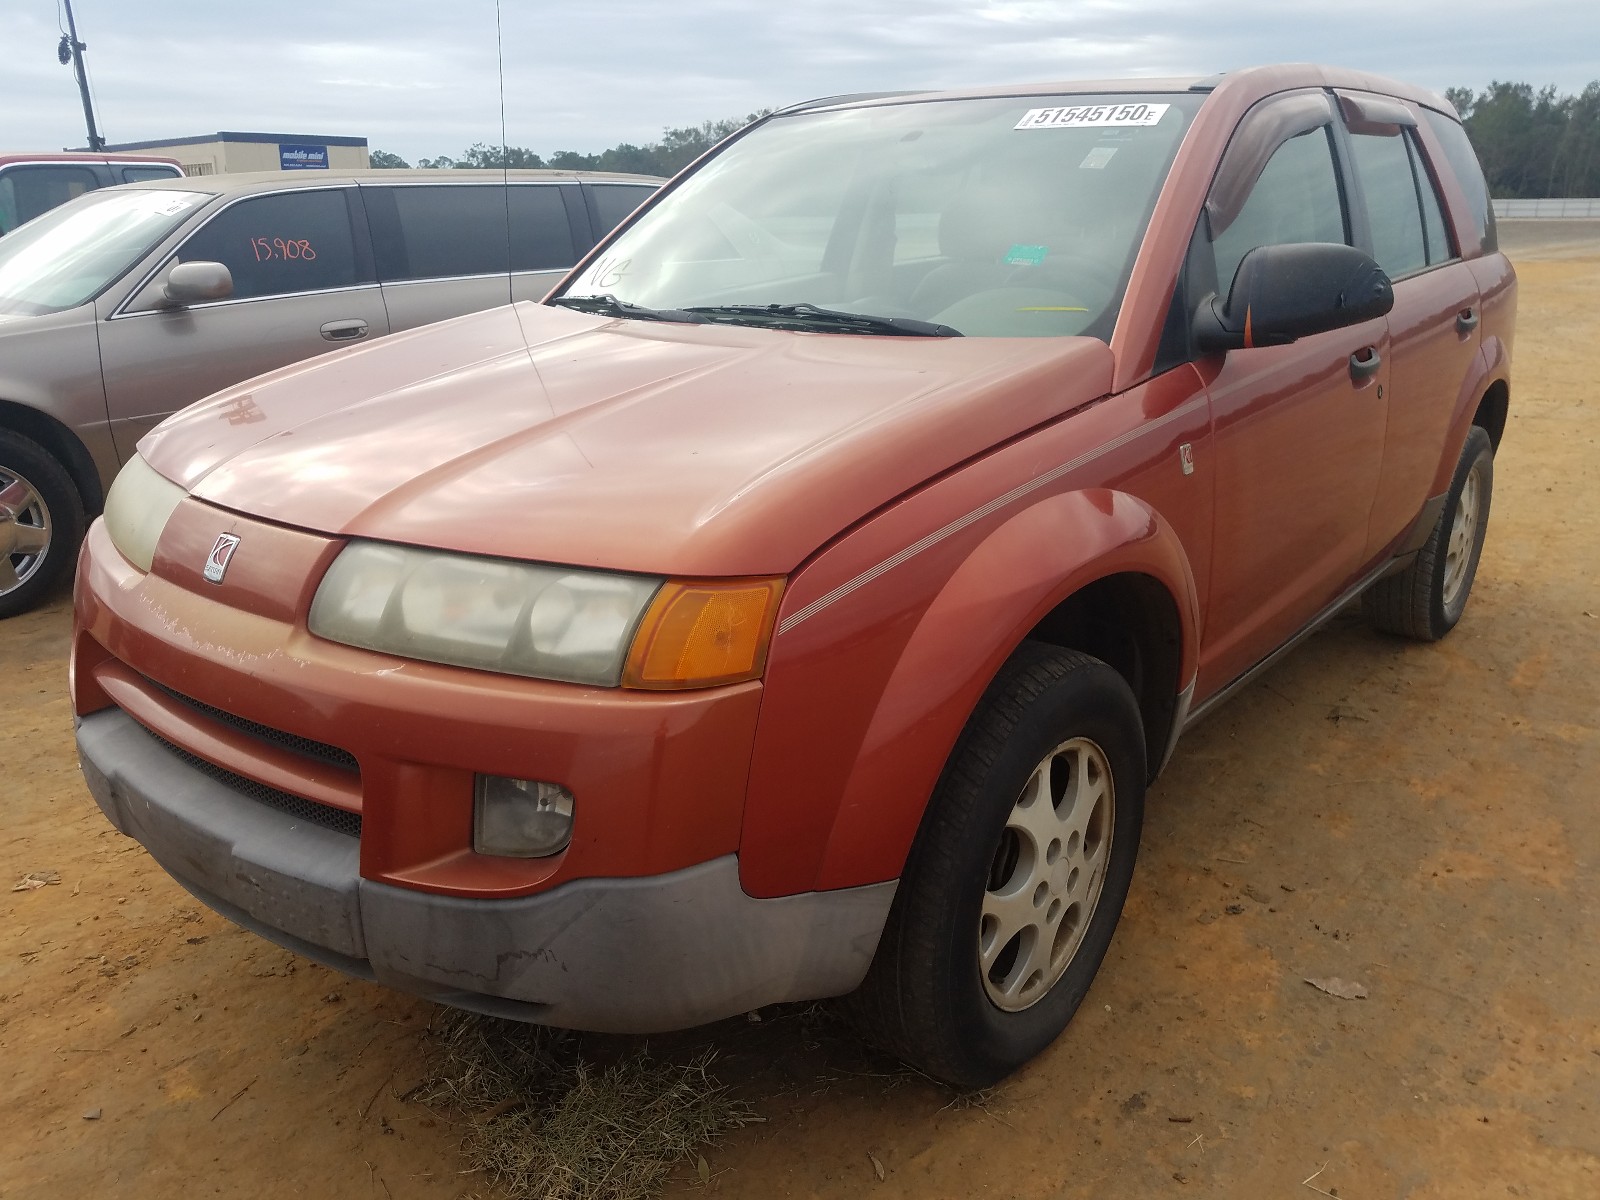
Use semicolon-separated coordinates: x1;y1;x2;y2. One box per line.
76;708;896;1033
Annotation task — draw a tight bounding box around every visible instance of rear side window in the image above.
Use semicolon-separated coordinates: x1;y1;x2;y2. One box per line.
367;184;579;281
177;189;368;300
1349;130;1428;278
1210;127;1347;291
367;185;511;281
0;165;100;233
1422;109;1496;254
588;185;656;236
119;165;182;183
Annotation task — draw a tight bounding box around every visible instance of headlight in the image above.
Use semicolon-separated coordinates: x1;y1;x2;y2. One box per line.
310;540;786;689
309;541;663;686
102;454;186;572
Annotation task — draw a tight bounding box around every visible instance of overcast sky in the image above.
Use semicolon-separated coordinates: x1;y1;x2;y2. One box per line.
7;1;1595;163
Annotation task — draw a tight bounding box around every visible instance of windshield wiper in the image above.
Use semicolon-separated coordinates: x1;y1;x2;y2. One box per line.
682;303;961;337
547;293;707;324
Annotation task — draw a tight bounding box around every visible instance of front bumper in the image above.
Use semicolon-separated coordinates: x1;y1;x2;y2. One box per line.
78;706;895;1032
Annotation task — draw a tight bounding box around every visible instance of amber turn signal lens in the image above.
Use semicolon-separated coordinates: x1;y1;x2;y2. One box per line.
623;578;785;689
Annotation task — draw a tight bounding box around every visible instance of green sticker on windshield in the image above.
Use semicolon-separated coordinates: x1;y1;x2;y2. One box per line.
1003;244;1048;267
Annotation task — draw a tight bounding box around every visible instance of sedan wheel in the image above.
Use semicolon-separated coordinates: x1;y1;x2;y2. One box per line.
0;464;53;598
0;430;85;619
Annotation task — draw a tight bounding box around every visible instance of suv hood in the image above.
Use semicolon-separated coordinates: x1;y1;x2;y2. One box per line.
141;303;1113;576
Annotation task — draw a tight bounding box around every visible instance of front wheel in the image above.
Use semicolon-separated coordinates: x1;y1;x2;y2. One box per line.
0;430;85;619
847;643;1146;1088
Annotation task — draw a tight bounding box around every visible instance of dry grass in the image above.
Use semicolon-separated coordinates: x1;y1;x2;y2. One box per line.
413;1010;756;1200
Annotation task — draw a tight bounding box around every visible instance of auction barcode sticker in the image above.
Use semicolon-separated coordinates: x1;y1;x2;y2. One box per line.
1015;103;1170;130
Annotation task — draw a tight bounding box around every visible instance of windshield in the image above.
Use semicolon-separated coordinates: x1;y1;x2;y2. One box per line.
559;93;1200;339
0;188;211;317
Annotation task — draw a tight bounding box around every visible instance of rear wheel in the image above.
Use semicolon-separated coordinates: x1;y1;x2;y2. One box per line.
1363;425;1493;641
0;430;85;619
847;642;1146;1088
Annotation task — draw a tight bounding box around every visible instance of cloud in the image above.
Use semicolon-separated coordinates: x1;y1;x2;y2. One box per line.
4;0;1594;162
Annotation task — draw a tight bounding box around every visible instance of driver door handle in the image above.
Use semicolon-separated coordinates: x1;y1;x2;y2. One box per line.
320;319;369;342
1456;307;1480;334
1349;346;1382;382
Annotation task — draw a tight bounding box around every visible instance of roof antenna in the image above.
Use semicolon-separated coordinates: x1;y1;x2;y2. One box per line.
495;0;513;308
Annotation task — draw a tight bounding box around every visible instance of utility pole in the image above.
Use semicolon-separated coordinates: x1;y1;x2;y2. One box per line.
57;0;105;151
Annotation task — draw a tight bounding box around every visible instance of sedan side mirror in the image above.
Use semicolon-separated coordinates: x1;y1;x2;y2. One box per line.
1193;242;1393;352
162;261;234;306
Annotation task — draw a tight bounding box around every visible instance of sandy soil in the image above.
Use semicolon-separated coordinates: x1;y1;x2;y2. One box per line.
3;226;1597;1199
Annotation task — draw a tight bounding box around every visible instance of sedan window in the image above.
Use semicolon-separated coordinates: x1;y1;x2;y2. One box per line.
0;187;209;315
176;189;370;300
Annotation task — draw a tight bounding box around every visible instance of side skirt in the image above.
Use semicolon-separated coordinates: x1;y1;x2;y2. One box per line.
1179;555;1400;734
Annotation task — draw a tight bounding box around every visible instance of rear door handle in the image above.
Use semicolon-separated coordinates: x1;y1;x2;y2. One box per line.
1456;307;1480;334
320;319;369;342
1349;346;1382;382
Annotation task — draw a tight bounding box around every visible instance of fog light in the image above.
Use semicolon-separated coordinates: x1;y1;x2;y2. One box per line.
473;776;574;858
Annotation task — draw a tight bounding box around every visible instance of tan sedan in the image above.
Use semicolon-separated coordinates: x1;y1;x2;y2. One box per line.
0;168;660;616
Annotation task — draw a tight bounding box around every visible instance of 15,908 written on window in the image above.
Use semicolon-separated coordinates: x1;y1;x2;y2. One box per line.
250;237;317;262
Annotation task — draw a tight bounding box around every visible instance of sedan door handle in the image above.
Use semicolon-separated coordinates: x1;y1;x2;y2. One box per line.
1456;307;1480;334
1349;346;1382;382
320;319;369;342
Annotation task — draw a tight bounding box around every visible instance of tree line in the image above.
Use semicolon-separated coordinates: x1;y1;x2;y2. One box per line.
1447;81;1600;198
373;83;1600;199
368;113;766;178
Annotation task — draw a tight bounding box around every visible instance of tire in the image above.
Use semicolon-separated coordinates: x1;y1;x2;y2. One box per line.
1363;425;1493;641
846;642;1146;1088
0;430;86;619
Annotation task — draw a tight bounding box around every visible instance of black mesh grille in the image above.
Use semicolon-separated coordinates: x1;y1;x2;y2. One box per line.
136;723;363;839
147;679;358;771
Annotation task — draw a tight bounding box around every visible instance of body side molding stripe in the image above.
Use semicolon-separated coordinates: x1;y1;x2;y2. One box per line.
777;395;1209;635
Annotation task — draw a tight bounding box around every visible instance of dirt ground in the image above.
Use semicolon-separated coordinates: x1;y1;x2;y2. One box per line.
4;221;1597;1200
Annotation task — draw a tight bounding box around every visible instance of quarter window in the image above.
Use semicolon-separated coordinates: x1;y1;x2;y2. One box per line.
1210;127;1347;292
177;190;367;300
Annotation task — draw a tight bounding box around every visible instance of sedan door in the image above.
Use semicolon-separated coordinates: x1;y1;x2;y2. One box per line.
97;186;389;460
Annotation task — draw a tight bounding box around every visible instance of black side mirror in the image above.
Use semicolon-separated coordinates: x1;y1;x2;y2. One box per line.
1193;242;1393;352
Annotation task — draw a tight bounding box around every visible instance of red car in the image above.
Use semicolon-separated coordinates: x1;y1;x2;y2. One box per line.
0;152;182;235
72;65;1512;1087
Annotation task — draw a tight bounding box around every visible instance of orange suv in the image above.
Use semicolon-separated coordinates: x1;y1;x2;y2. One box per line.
71;65;1513;1087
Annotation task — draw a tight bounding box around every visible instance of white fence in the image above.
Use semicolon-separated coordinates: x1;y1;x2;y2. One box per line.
1493;197;1600;218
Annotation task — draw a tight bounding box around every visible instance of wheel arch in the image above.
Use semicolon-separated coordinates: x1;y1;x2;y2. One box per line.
760;486;1200;895
0;398;105;515
1025;568;1186;782
1473;377;1509;451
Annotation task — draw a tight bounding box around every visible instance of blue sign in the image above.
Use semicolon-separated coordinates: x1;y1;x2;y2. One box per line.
279;144;329;170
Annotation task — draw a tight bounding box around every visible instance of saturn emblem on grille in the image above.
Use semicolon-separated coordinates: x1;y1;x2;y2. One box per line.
204;533;242;583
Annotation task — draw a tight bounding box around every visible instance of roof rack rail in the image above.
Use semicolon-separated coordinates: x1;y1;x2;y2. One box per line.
775;91;921;115
1189;72;1229;93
